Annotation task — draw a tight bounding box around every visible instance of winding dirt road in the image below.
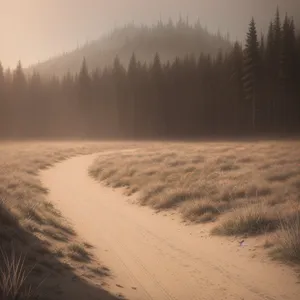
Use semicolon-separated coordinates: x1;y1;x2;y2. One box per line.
41;152;300;300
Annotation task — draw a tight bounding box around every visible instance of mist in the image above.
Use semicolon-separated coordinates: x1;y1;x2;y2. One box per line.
1;0;300;68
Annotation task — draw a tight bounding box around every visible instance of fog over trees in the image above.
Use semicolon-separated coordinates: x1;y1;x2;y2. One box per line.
1;0;300;68
0;9;299;139
29;21;232;77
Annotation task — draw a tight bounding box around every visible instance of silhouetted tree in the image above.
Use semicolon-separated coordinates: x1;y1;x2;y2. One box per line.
242;18;260;131
77;58;92;135
0;63;7;136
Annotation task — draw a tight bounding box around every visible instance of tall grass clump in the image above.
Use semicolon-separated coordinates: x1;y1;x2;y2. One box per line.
276;212;300;262
0;247;35;300
212;203;278;236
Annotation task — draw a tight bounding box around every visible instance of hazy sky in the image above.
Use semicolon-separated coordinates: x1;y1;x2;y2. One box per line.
0;0;299;68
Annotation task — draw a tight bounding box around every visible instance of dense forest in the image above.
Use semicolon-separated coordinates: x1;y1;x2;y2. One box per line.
0;9;299;139
29;20;231;77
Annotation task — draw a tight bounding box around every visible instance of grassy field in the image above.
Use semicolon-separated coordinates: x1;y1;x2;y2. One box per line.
0;141;136;300
89;141;300;263
1;140;300;299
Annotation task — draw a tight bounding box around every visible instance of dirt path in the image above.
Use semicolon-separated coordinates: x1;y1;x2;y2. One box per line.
41;153;300;300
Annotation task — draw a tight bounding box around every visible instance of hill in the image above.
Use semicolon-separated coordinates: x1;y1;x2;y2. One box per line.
29;20;232;77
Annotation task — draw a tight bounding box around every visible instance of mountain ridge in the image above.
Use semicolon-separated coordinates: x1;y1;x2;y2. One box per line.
28;21;232;77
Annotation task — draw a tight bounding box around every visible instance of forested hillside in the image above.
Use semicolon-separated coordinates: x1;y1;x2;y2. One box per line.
28;20;231;77
0;9;299;139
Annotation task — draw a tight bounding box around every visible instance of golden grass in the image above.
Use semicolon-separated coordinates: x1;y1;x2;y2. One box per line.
212;202;279;236
1;138;299;297
180;198;226;223
275;212;300;262
0;247;36;300
89;141;300;262
68;244;91;262
0;140;136;299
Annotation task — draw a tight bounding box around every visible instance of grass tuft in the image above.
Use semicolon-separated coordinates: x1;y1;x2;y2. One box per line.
212;203;278;236
46;217;75;236
0;247;35;300
68;243;91;262
275;212;300;262
21;202;45;225
180;198;224;222
154;190;203;210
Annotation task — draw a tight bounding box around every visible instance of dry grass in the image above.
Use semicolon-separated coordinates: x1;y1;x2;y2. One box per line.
212;203;279;236
0;140;136;299
1;139;299;297
68;244;91;262
180;198;226;223
89;141;300;263
0;247;35;300
275;211;300;262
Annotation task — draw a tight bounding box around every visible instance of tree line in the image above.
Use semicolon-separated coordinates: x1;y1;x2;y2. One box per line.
0;9;299;139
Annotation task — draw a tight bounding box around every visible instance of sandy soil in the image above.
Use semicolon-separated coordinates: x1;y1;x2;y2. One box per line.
40;152;300;300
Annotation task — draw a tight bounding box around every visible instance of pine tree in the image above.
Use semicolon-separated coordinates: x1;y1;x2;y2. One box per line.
78;58;90;91
274;7;282;60
151;53;163;79
280;16;298;130
78;57;91;105
12;61;26;92
112;56;127;136
265;21;277;130
242;18;260;131
78;58;92;135
150;53;165;136
127;53;138;136
266;22;275;60
0;63;6;136
11;61;27;137
228;42;244;131
128;53;137;76
272;7;283;130
297;34;300;129
260;34;265;59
